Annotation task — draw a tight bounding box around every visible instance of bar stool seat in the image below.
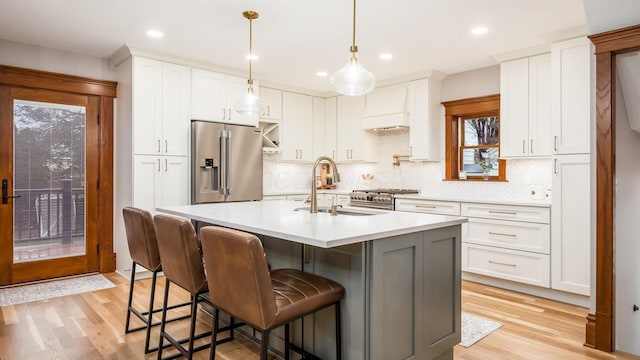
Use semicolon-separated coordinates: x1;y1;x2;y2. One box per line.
200;226;345;360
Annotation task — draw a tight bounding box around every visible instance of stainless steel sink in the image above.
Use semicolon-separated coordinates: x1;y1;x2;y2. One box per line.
293;206;382;216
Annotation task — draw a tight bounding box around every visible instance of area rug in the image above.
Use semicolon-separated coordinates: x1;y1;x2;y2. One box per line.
460;312;503;347
0;274;115;307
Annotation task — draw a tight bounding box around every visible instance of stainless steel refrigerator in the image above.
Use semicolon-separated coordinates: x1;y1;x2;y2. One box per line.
191;120;263;204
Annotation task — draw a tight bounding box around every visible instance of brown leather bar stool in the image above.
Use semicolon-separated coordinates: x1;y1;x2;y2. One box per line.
122;207;190;354
153;214;235;360
200;226;345;360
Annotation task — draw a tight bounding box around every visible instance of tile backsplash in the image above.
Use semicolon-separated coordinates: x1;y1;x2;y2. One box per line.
264;129;552;202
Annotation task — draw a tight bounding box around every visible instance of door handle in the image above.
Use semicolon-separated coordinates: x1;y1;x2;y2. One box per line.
2;179;21;204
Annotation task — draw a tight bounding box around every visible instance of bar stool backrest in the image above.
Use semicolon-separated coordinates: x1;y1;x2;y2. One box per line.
200;226;277;330
153;214;208;295
122;207;161;272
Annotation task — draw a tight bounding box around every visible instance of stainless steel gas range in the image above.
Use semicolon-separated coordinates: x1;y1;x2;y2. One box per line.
349;189;419;210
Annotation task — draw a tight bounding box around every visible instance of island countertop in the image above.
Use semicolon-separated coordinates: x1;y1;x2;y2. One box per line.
157;200;467;248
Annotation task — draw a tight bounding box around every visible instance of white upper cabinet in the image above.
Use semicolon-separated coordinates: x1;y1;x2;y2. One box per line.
281;91;313;161
500;53;552;158
313;96;338;160
133;57;190;156
259;87;282;121
551;37;591;155
408;78;442;161
336;95;377;162
191;68;258;127
362;83;409;129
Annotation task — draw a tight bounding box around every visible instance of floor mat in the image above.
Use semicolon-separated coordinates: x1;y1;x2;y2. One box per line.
459;312;503;347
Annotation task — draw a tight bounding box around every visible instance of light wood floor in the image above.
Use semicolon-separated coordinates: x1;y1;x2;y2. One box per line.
1;273;638;359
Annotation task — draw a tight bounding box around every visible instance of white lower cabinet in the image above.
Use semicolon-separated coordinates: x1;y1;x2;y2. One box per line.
133;155;189;213
462;243;550;287
395;198;460;215
551;154;591;296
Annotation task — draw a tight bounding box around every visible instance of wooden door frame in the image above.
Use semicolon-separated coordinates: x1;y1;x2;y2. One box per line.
586;24;640;352
0;65;117;276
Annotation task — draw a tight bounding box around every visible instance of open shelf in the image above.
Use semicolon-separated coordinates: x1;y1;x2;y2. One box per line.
259;120;280;152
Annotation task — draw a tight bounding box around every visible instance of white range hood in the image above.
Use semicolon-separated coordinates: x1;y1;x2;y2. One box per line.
362;83;409;130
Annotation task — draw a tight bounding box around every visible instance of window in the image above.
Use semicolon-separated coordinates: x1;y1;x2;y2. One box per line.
442;94;506;181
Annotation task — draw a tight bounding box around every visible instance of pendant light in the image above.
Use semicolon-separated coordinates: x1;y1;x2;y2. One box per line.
235;11;265;115
330;0;375;96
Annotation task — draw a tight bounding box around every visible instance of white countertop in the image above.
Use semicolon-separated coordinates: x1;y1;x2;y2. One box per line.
156;200;467;248
263;189;351;196
394;194;551;207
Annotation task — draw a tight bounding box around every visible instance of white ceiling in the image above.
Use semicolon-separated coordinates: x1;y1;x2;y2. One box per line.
0;0;587;94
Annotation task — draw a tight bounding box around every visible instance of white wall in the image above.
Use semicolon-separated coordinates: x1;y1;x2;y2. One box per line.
614;57;640;355
264;66;551;202
0;39;116;80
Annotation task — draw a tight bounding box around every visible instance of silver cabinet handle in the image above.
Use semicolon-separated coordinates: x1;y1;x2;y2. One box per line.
488;260;516;267
164;140;168;153
157;158;160;172
530;139;534;154
488;210;516;215
164;158;168;172
410;146;413;157
267;105;270;117
299;149;302;159
228;108;232;121
554;158;558;174
415;204;436;209
157;140;161;153
522;139;526;154
222;107;226;120
489;231;516;237
332;150;335;160
554;135;558;152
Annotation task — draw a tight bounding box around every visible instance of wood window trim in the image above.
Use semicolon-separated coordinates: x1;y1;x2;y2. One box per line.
0;65;117;274
587;23;640;353
442;94;506;181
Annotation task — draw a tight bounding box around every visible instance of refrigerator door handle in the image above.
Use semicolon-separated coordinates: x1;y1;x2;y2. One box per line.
226;131;231;196
219;130;227;195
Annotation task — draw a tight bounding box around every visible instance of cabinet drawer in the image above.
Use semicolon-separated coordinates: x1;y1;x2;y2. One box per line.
462;244;550;287
395;198;460;216
461;203;549;223
466;218;550;254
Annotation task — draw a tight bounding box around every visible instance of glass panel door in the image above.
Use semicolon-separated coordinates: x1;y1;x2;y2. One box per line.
13;100;86;262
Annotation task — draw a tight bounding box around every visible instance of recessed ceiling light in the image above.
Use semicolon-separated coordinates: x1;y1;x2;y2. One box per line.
379;53;393;60
471;27;488;35
316;71;328;77
146;30;164;38
246;54;259;60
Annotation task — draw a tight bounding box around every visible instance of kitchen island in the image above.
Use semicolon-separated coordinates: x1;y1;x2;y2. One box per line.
157;200;467;360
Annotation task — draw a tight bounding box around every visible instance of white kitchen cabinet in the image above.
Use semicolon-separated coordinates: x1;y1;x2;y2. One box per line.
408;78;443;161
191;68;258;127
362;83;409;129
259;87;282;121
395;198;460;216
500;53;552;158
551;154;590;295
336;95;377;162
133;57;190;156
551;37;591;155
132;155;189;214
281;91;313;161
312;97;338;160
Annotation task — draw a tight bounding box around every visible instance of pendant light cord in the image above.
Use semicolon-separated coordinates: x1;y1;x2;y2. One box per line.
249;16;253;86
351;0;357;54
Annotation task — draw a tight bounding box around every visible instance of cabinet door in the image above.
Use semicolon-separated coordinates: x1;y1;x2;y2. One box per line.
337;95;373;161
528;53;552;156
133;57;162;155
133;155;161;213
160;156;189;207
297;95;314;161
281;91;299;160
260;87;282;120
500;58;529;157
552;37;591;154
312;97;327;159
161;63;190;156
551;154;590;295
226;75;259;127
191;68;226;121
324;97;338;160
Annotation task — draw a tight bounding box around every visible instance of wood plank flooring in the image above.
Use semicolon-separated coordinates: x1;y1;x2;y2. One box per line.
0;273;638;359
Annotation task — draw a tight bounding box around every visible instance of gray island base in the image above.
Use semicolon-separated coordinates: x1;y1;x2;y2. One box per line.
157;200;466;360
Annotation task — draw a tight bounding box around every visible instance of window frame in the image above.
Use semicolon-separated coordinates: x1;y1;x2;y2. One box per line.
441;94;506;181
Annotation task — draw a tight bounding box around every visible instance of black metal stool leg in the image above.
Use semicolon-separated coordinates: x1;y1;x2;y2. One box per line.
335;301;342;360
187;295;198;359
157;281;171;360
209;309;219;360
284;323;290;360
125;262;137;333
261;329;270;360
143;270;158;353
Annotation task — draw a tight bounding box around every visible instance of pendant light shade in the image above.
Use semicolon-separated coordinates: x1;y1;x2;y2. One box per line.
330;0;375;96
236;11;265;115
